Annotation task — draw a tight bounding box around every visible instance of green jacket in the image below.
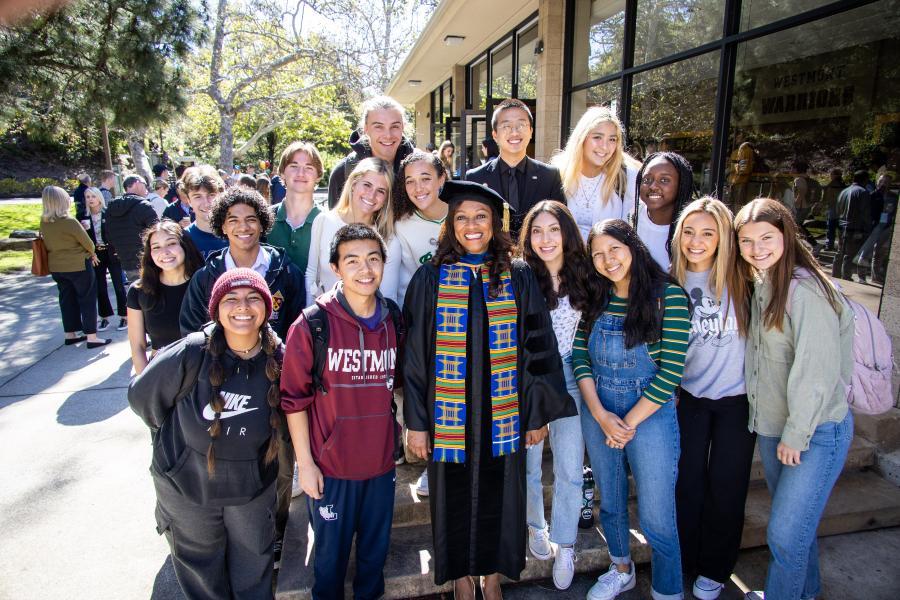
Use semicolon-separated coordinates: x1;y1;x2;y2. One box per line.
266;202;320;274
744;271;853;451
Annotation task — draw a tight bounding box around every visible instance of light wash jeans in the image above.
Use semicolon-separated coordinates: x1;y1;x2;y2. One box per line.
525;355;586;546
757;410;853;600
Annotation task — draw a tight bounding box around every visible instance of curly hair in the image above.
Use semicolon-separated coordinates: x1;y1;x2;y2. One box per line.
205;322;283;475
632;151;695;259
209;186;274;238
516;200;602;321
432;201;513;299
587;219;677;348
136;220;204;302
393;150;446;221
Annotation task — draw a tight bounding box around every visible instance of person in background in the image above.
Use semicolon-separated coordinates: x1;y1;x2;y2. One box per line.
869;174;895;232
671;198;754;600
832;170;871;282
269;171;286;204
84;187;127;332
327;95;415;209
152;164;171;199
735;198;854;600
822;169;843;251
256;174;271;204
631;151;695;271
105;174;159;285
162;169;194;227
99;170;117;205
40;185;109;348
438;140;455;179
182;165;228;259
307;158;401;305
574;219;689;600
481;137;499;163
128;268;285;599
238;174;258;191
466;98;566;239
267;142;323;276
246;164;257;177
554;105;641;241
517;200;602;590
127;221;203;374
146;178;169;217
73;173;91;220
281;224;403;600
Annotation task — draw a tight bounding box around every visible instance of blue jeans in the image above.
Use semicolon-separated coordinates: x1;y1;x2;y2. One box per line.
581;312;682;600
525;356;585;546
757;411;853;600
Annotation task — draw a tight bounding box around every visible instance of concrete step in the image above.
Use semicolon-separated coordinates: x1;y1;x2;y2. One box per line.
389;436;875;528
276;466;898;599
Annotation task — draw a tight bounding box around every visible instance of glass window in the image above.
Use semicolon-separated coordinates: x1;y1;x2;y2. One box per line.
740;0;832;32
569;79;622;133
634;0;724;64
630;51;720;193
517;22;539;99
471;58;488;110
491;39;514;99
442;80;452;121
727;1;900;289
571;0;626;86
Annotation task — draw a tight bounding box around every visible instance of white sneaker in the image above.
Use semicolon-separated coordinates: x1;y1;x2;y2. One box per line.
528;525;553;561
552;545;576;590
693;575;724;599
291;463;302;498
587;562;635;600
415;469;429;496
745;593;764;600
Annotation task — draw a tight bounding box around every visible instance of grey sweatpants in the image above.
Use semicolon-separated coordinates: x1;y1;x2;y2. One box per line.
154;478;276;600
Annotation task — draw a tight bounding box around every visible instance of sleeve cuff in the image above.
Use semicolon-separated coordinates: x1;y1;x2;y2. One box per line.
780;424;813;452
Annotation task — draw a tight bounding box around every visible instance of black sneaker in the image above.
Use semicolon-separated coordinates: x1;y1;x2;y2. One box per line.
117;318;128;330
98;318;110;331
273;539;283;571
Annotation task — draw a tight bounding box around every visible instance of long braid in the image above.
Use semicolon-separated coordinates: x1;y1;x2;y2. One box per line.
206;325;227;475
261;325;283;466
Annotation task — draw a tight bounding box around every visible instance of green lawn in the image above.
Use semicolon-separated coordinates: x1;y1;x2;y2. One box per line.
0;203;44;274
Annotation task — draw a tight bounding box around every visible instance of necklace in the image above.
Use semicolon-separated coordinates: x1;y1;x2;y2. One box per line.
577;174;604;215
232;336;261;356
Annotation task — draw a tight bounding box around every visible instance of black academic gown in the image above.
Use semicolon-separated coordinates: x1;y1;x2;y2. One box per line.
402;258;576;584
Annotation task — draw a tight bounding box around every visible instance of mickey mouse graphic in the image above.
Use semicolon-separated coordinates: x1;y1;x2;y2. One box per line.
689;287;735;348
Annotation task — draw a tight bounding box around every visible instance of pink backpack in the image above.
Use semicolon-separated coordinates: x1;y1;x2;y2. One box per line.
788;274;895;414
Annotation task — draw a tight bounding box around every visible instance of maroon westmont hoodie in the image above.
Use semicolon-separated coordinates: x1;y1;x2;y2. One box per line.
281;287;403;480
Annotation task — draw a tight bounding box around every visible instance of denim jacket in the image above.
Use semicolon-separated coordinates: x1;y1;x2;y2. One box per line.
744;271;853;451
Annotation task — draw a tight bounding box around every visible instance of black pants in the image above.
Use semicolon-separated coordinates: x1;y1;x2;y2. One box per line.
676;390;756;583
94;248;127;318
154;478;276;600
51;263;98;335
832;226;864;280
275;440;294;540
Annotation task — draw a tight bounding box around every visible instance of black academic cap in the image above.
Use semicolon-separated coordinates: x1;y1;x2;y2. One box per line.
439;180;513;231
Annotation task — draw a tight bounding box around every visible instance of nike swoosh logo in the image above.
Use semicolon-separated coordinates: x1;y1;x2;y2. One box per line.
202;404;260;421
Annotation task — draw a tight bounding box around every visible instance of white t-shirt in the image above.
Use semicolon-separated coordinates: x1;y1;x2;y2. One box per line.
567;164;638;241
305;209;401;306
550;294;581;358
146;193;167;218
633;201;671;271
394;212;443;307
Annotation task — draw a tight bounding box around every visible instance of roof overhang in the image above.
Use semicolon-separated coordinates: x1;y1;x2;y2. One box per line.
386;0;538;104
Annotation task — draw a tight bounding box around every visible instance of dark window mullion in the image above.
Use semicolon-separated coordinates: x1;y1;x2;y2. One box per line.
710;0;742;196
621;0;637;136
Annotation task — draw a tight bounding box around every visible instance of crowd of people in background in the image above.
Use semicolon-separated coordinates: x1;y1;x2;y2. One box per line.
34;92;894;600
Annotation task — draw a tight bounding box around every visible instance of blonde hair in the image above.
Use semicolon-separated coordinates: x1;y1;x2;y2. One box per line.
41;186;71;222
673;196;751;336
336;157;395;240
554;106;640;205
85;186;106;210
359;95;407;132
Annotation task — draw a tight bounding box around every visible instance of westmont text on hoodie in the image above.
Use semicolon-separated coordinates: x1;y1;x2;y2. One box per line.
280;288;404;480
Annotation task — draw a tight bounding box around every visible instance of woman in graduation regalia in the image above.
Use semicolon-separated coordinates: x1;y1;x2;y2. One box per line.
403;180;576;599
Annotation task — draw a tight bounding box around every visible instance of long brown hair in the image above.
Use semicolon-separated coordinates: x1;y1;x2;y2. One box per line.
734;198;840;332
205;322;282;475
516;200;602;320
432;201;513;299
136;220;204;299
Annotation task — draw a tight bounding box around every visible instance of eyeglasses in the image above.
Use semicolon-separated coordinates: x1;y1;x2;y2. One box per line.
498;122;531;134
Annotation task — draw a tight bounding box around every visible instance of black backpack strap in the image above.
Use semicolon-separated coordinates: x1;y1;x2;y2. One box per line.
302;304;329;394
383;297;404;461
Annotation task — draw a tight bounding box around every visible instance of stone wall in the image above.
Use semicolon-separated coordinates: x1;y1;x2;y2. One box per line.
534;0;566;162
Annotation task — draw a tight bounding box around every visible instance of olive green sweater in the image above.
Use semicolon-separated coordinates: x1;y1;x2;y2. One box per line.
745;272;854;451
40;217;95;273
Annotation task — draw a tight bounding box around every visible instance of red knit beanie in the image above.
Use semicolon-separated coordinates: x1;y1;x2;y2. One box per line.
208;268;273;322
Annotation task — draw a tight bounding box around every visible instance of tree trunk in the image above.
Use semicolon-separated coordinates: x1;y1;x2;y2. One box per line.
219;112;235;171
127;128;152;182
100;117;113;171
266;131;276;170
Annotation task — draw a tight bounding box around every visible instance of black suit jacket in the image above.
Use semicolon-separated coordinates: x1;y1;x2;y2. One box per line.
465;156;566;239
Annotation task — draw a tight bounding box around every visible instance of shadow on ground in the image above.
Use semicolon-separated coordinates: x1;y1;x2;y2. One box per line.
56;356;133;425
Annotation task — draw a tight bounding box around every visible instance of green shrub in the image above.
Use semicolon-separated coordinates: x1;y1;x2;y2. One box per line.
0;179;27;195
28;177;58;191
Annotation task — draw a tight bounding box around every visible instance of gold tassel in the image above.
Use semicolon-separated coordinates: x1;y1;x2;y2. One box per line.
502;201;510;233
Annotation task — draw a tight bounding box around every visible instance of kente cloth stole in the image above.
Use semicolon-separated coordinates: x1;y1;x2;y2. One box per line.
433;262;519;463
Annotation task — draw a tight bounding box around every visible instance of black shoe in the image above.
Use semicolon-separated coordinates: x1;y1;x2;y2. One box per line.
86;339;111;349
98;318;110;331
117;318;128;331
64;335;87;345
273;539;283;571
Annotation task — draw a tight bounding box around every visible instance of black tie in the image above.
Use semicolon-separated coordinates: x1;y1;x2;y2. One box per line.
507;167;519;210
